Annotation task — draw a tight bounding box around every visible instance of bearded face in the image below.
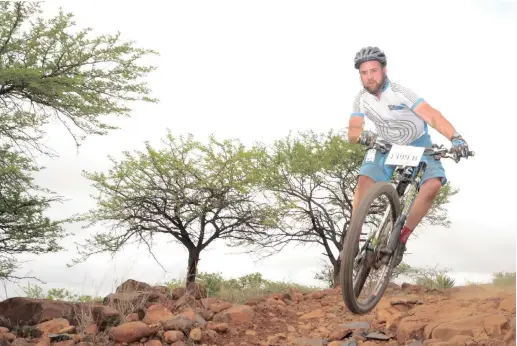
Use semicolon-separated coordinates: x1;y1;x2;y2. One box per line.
359;60;387;95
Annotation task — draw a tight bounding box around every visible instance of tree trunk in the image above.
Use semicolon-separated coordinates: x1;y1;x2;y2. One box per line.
186;248;200;286
332;256;341;288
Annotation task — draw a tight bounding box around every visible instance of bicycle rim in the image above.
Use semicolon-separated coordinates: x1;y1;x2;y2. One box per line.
340;182;401;314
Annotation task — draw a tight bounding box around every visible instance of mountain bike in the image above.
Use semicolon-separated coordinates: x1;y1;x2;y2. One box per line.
340;138;474;314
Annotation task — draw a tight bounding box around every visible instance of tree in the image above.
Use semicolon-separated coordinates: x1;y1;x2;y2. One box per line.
0;145;65;280
0;2;158;280
0;2;158;157
252;130;458;287
69;132;279;286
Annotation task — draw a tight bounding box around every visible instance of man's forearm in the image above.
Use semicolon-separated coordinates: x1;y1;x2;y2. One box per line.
428;112;457;140
413;102;458;140
348;128;361;143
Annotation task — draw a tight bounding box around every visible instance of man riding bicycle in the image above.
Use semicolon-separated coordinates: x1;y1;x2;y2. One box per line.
348;46;470;266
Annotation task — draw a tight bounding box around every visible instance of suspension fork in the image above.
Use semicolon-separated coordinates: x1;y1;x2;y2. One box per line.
385;162;427;253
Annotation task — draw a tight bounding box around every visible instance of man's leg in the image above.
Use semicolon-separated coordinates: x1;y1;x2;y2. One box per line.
394;154;447;265
400;177;442;241
348;148;392;259
352;175;375;216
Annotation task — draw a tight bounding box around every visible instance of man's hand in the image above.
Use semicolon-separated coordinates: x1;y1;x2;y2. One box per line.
358;131;378;147
450;133;469;159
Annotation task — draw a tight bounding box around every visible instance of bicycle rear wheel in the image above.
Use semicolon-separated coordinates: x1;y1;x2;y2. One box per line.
340;181;401;314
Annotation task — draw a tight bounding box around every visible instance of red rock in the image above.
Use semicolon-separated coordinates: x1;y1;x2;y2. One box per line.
0;298;76;326
110;321;158;343
207;322;228;332
186;282;207;299
144;340;163;346
36;318;70;336
163;330;184;343
172;287;186;300
209;302;232;313
142;304;174;324
213;304;255;325
115;279;152;293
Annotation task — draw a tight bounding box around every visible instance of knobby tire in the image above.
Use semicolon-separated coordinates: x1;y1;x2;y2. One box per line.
340;181;401;314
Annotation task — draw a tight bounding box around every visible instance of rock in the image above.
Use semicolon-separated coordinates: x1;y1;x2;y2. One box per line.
396;320;427;344
35;318;70;337
150;285;170;295
213;304;255;325
110;321;158;343
500;296;516;313
172;294;196;310
365;331;391;340
48;333;73;342
115;279;152;293
10;339;30;346
329;325;352;340
329;339;357;346
142;304;174;324
103;292;165;311
189;327;202;341
431;314;489;341
144;340;163;346
0;332;15;343
161;316;196;332
207;322;228;332
311;291;326;299
292;338;326;346
202;329;218;342
87;304;121;326
172;287;186;300
209;302;233;313
186;282;207;299
343;322;370;330
407;341;423;346
299;309;325;320
163;330;184;343
484;314;509;336
0;298;77;326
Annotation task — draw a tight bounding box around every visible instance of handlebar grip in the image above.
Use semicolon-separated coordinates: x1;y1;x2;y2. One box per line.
468;151;475;157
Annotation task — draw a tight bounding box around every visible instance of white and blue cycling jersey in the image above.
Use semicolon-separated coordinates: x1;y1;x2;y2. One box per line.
351;78;427;146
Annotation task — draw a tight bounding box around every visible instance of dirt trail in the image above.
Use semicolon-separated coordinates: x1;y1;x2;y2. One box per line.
214;283;516;346
0;280;514;346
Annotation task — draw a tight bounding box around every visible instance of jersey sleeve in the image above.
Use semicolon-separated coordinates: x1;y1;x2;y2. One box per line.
391;82;424;110
351;91;365;117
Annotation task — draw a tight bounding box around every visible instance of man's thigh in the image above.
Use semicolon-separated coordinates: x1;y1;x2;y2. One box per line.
358;148;394;182
420;156;448;187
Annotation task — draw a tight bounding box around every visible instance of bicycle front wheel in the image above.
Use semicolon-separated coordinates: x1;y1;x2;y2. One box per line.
340;181;401;314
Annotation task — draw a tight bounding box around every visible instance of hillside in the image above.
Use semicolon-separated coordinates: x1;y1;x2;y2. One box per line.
0;279;514;346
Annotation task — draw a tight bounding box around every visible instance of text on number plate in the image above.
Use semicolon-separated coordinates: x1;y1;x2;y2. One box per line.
385;145;425;167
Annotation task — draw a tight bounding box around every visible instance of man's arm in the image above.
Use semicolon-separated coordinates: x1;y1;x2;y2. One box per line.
348;116;364;144
412;101;457;140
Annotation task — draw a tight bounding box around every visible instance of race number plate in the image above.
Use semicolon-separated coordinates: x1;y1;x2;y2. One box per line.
385;145;425;167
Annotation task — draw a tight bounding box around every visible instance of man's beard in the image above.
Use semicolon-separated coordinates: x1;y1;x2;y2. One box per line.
364;73;386;95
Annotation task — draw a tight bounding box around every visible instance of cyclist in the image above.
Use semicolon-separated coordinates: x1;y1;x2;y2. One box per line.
348;46;470;266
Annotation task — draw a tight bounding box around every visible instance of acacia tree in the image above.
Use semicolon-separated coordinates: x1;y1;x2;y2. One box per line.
0;145;64;280
252;130;458;287
69;133;279;285
0;2;158;280
0;2;158;156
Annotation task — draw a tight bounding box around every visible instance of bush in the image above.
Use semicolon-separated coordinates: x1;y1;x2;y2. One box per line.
406;264;456;290
492;272;516;286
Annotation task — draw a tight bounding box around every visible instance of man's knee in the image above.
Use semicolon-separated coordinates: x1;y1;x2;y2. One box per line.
357;175;374;190
419;178;442;200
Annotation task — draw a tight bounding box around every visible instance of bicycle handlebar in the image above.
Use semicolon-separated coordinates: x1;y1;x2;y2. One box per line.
368;139;475;162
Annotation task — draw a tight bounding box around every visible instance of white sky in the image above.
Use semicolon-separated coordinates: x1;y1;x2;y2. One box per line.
4;0;516;298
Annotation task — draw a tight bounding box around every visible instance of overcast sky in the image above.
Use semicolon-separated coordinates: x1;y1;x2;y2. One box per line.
4;0;516;298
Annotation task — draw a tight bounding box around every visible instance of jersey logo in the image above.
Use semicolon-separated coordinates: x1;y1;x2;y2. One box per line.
387;104;407;111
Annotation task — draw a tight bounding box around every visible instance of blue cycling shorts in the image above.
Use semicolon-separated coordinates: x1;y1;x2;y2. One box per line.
359;133;447;187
